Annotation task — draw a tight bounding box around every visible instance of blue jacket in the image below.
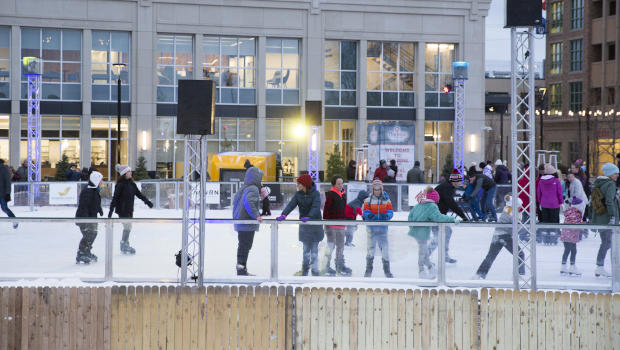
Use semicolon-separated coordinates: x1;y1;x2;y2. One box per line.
232;167;263;232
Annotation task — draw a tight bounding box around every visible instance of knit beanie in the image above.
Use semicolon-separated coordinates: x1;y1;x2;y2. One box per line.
602;162;619;177
449;169;463;182
426;190;440;204
372;179;383;189
495;159;503;166
115;164;131;176
296;174;313;188
88;171;103;188
543;163;556;175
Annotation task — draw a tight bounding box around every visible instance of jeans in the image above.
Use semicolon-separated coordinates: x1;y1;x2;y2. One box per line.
78;223;98;253
0;198;15;218
464;184;483;219
415;238;432;270
237;230;256;266
366;231;390;261
302;241;319;273
345;225;356;245
481;186;497;221
429;226;453;256
476;233;524;276
562;242;577;265
121;222;133;242
325;227;345;264
596;230;612;266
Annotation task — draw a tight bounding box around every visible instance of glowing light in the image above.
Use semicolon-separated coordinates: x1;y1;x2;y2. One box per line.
469;134;476;153
141;130;148;151
293;123;306;139
311;129;318;152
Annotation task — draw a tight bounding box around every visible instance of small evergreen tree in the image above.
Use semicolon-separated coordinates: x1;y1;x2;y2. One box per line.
441;152;454;181
325;144;347;182
133;156;149;181
54;154;70;181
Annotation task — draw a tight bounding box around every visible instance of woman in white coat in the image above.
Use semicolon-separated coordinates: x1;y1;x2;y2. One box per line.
566;172;588;217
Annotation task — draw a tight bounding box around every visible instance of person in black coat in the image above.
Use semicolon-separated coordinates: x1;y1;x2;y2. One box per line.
75;171;104;264
346;160;357;181
108;164;153;254
0;159;17;229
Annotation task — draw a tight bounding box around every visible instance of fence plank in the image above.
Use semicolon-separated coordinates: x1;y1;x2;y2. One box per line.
342;288;351;350
421;289;430;350
429;289;438;350
405;290;414;350
309;287;319;350
174;286;184;350
527;290;536;350
19;287;29;350
223;286;233;350
190;287;200;350
613;294;620;350
302;287;311;350
325;288;334;350
269;286;278;350
165;286;175;350
380;289;389;350
470;289;478;350
454;290;463;350
0;287;8;350
140;286;149;350
333;288;343;350
555;292;564;350
40;287;49;350
285;286;294;350
438;290;448;350
69;287;78;350
600;293;611;350
228;286;238;350
373;289;382;350
488;289;497;350
497;289;505;350
134;286;143;350
479;289;488;350
317;287;326;350
511;289;520;350
560;292;570;350
236;286;248;350
519;290;529;350
260;286;271;350
569;291;578;350
357;289;366;350
589;293;597;349
48;287;58;350
543;291;553;350
396;289;405;350
537;290;545;350
504;289;513;350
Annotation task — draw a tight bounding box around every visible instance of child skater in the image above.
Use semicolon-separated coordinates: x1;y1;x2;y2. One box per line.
560;196;584;276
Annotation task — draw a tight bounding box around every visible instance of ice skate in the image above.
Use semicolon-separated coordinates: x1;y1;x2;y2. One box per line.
120;240;136;255
472;272;486;280
568;265;581;276
445;254;457;264
12;222;18;229
335;259;352;277
560;263;568;275
76;251;91;264
236;264;255;276
87;252;98;262
382;259;393;278
595;266;611;278
364;257;373;277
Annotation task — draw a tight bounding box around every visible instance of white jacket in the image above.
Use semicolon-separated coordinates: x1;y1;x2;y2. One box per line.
568;179;588;215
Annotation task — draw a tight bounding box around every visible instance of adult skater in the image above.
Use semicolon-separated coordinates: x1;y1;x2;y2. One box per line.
362;179;394;278
108;164;153;254
464;171;497;221
0;159;17;229
590;162;620;277
373;160;389;182
322;175;352;276
276;174;324;276
536;164;563;245
75;171;104;264
232;166;263;276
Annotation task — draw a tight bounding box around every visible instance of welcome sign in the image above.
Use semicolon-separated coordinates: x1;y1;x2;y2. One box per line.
367;121;415;182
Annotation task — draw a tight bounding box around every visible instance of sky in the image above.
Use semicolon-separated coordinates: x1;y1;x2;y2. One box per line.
485;0;546;73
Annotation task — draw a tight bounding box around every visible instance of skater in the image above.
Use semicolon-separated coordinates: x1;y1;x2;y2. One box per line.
408;187;457;279
462;176;483;221
0;159;17;229
373;160;389;182
346;160;357;181
75;171;104;264
322;175;352;276
276;174;324;276
344;190;369;247
590;162;620;278
362;179;394;278
560;197;584;276
464;171;497;221
536;164;563;245
406;161;425;184
232;166;263;276
474;194;525;279
108;164;154;254
566;172;588;218
260;186;271;216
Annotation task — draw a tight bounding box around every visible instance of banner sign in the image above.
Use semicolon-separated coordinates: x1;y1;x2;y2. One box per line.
49;183;78;205
367;121;415;145
367;121;415;182
204;182;220;204
368;145;416;182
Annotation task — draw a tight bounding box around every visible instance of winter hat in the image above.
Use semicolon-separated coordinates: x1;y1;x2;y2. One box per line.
115;164;131;176
88;171;103;188
425;190;440;204
372;179;384;190
296;174;313;189
543;163;556;175
449;169;463;182
495;159;503;166
602;162;620;177
571;196;583;205
505;195;522;209
379;159;387;167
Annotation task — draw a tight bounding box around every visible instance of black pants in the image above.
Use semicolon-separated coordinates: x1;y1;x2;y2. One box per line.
562;242;577;264
539;207;561;240
476;233;524;276
596;230;612;266
237;230;256;266
78;224;98;252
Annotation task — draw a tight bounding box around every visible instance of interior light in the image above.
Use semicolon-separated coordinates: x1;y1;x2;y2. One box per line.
469;134;476;153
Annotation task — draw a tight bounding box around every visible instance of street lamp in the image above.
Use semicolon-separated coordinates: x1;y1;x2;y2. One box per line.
113;63;127;167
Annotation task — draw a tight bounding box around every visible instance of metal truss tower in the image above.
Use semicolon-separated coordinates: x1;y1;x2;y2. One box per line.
181;135;207;286
27;74;41;211
308;126;320;182
510;28;537;290
453;79;465;177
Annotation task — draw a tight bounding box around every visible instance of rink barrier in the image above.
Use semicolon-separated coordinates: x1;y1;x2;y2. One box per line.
0;286;619;350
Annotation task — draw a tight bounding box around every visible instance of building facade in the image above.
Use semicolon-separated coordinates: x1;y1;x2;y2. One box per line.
0;0;490;181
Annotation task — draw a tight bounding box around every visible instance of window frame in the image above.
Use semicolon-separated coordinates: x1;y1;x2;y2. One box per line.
91;31;131;102
324;40;358;107
156;33;194;103
265;38;301;106
571;0;584;30
424;43;455;109
550;42;563;75
366;41;415;108
569;39;583;72
0;27;10;100
550;1;564;34
569;81;582;112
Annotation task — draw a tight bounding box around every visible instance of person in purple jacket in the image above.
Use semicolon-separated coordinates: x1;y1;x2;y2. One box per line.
536;164;564;245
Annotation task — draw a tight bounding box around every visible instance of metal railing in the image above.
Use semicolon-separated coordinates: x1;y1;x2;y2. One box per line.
0;218;617;292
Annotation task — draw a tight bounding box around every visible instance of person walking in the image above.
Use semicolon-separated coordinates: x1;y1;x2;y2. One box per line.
346;160;357;181
322;175;352;276
276;174;324;276
362;179;394;278
75;171;104;264
15;160;27;182
407;161;425;184
108;164;154;254
0;159;17;229
560;197;584;276
232;166;263;276
464;171;497;221
344;190;368;247
590;162;620;278
536;164;563;245
373;160;389;182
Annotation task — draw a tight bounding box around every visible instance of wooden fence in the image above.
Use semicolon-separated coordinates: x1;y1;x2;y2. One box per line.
0;286;618;350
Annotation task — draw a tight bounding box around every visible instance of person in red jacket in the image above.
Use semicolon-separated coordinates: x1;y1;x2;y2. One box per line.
373;160;389;182
322;175;352;276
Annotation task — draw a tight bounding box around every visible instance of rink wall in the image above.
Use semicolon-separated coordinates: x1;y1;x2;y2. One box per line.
1;286;619;350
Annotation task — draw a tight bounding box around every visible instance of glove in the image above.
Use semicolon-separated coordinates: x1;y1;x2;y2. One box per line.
99;209;104;217
108;211;113;218
300;217;310;223
276;215;286;221
5;194;10;202
146;200;154;208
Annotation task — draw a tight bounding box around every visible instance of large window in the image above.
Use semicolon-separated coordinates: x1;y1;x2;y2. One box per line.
570;39;583;72
266;39;300;105
569;81;582;112
0;27;9;99
20;116;80;180
91;31;130;102
425;43;455;108
550;1;563;34
156;34;193;103
366;41;414;107
265;119;300;178
325;40;357;106
571;0;584;29
0;115;8;162
91;117;129;180
549;84;562;112
324;120;356;170
424;121;453;183
21;28;82;100
203;36;256;104
550;43;563;75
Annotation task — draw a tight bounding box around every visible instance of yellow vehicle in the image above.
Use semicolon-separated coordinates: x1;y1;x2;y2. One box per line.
208;152;276;182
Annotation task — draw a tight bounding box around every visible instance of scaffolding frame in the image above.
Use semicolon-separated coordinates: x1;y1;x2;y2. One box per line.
453;79;465;177
27;74;41;211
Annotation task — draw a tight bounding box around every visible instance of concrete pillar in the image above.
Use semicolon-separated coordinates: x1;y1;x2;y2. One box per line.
358;40;368;148
9;25;21;168
415;41;426;170
81;29;92;168
256;36;266;151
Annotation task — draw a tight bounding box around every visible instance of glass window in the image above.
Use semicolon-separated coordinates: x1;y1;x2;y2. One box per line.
425;43;455;108
323;120;356;169
0;27;9;99
265;118;301;178
549;84;562;111
424;121;453;183
21;28;82;101
90;116;129;180
570;39;583;72
202;36;255;105
571;0;584;29
266;38;300;105
366;41;415;107
550;42;563;75
325;40;357;106
91;31;131;102
157;34;193;103
550;1;563;34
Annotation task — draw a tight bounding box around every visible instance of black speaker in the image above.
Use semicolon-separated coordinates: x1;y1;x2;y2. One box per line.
305;100;322;126
177;80;216;135
505;0;542;28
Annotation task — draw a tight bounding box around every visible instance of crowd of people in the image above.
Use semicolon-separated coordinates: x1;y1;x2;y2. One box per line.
4;159;95;182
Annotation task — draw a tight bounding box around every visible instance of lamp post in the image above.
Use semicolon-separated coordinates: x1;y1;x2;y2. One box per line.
113;63;127;167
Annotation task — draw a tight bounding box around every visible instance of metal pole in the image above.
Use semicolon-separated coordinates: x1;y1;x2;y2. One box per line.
181;135;190;285
117;77;121;165
587;111;591;177
500;110;504;161
105;221;113;281
198;138;206;286
437;224;446;286
270;223;278;282
613;228;620;293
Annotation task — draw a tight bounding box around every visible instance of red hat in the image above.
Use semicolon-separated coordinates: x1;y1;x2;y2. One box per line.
296;174;313;188
426;190;440;203
449;169;463;182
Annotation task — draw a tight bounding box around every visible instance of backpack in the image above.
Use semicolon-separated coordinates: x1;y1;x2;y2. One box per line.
590;187;607;216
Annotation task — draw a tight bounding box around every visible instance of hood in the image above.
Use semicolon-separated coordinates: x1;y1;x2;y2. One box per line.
540;175;555;180
243;167;263;188
594;176;613;187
